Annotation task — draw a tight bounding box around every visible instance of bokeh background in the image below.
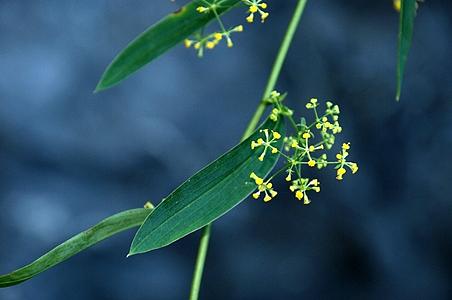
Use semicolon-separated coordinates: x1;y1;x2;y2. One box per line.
1;0;451;299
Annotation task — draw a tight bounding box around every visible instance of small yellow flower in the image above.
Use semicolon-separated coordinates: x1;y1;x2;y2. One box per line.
213;33;223;40
227;39;234;48
308;160;316;167
272;131;281;139
246;13;254;23
285;173;292;182
249;5;258;13
295;190;303;200
250;172;264;185
196;6;208;13
350;163;359;174
393;0;401;12
302;132;311;139
233;25;244;32
342;142;350;150
184;39;193;48
336;167;346;180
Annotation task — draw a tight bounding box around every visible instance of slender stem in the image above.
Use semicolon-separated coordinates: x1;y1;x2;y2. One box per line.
189;1;308;299
189;224;211;300
242;0;309;139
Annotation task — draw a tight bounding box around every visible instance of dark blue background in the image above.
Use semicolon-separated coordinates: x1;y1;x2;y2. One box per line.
1;1;451;299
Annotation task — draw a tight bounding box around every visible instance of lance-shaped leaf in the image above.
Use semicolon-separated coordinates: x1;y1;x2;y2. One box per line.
95;0;241;92
129;118;285;256
0;208;152;288
396;0;416;101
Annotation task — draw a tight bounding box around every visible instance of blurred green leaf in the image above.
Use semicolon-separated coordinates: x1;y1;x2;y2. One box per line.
95;0;241;92
0;208;152;288
396;0;416;101
129;118;285;256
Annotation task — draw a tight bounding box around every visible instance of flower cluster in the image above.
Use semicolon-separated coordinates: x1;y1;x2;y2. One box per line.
250;172;277;202
251;128;281;161
249;92;359;204
185;0;269;57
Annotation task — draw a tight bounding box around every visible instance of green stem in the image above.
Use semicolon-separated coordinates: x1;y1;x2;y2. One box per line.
242;0;309;139
189;1;308;299
189;224;211;300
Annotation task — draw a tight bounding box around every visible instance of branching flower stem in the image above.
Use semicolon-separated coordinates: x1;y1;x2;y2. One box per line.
189;1;308;299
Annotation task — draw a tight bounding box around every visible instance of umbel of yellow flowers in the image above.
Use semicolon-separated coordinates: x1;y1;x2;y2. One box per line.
249;93;359;205
185;1;269;57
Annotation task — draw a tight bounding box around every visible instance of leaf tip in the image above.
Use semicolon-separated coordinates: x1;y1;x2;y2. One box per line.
395;88;401;101
94;82;107;93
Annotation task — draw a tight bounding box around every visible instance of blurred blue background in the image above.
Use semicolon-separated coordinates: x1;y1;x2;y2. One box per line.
1;0;451;299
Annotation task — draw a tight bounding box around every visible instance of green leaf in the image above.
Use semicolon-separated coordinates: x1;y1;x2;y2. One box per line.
95;0;241;92
0;208;152;288
396;0;416;101
129;118;285;256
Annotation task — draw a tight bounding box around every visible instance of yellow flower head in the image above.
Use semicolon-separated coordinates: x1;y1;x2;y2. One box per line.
336;167;346;180
250;172;278;202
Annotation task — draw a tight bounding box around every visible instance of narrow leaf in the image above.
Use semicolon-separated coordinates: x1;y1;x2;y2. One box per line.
396;0;416;101
129;118;285;256
95;0;241;92
0;208;152;288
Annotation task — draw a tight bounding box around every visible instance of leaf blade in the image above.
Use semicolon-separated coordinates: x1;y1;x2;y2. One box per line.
95;0;241;92
396;0;416;101
0;208;152;288
129;118;285;255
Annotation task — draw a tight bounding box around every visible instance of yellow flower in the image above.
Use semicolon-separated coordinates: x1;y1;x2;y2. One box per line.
233;25;244;32
184;39;193;48
295;190;303;200
285;173;292;182
213;33;223;40
336;167;346;180
250;172;264;185
246;13;254;23
272;131;281;139
227;38;234;48
393;0;401;12
302;132;311;139
196;6;208;13
206;41;215;49
308;160;316;167
342;142;350;150
350;163;359;174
